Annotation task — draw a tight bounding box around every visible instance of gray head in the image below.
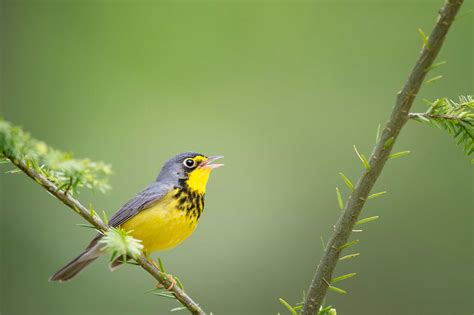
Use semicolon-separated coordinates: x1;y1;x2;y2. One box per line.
156;152;224;189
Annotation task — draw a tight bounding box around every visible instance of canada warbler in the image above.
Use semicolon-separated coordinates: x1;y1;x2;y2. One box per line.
50;152;223;282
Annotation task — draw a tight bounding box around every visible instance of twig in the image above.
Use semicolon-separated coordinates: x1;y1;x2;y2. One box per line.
301;1;464;314
6;156;205;315
408;112;466;121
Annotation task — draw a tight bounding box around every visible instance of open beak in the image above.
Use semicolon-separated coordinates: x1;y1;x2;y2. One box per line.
201;155;224;169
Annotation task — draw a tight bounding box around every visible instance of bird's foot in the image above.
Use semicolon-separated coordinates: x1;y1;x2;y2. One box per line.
147;255;175;291
155;274;176;291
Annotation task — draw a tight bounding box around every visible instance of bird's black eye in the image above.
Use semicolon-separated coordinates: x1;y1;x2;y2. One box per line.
183;158;196;169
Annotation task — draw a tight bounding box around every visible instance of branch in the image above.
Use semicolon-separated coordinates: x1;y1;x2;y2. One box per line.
301;1;464;314
5;156;206;315
408;96;474;155
409;112;464;120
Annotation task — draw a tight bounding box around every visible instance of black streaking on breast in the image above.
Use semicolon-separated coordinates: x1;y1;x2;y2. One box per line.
174;186;205;220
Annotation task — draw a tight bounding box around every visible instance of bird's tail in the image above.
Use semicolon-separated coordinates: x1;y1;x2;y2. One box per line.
49;238;102;282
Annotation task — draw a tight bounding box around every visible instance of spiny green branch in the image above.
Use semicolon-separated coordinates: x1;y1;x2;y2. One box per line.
0;119;112;194
0;119;205;315
409;95;474;156
301;1;465;314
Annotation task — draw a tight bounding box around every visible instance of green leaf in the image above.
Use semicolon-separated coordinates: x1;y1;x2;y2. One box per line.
355;216;379;225
353;145;370;170
110;251;118;263
319;305;337;315
457;132;467;145
335;187;344;210
339;253;360;261
389;150;411;159
417;28;429;48
375;124;381;143
339;172;354;191
425;75;443;85
425;60;446;72
5;168;21;174
319;305;333;313
153;292;176;299
279;298;298;315
102;210;109;223
158;257;167;273
89;204;96;219
170;306;187;312
76;223;96;229
383;137;394;149
328;285;347;295
339;239;359;250
174;276;184;290
368;191;387;199
332;273;357;283
416;114;431;123
430;118;443;129
320;236;326;250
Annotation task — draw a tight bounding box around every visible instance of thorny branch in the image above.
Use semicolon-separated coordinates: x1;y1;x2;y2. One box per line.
301;1;464;314
5;156;206;315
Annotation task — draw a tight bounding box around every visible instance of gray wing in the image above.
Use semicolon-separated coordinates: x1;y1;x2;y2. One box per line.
108;182;171;227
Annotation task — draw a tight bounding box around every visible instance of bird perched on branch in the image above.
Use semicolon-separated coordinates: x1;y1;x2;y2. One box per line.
50;152;223;282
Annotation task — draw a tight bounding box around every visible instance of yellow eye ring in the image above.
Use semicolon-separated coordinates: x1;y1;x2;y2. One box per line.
183;158;196;168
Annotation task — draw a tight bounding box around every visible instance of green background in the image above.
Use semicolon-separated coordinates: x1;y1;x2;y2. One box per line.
1;1;472;314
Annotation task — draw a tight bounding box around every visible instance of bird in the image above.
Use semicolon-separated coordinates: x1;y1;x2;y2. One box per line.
50;152;223;282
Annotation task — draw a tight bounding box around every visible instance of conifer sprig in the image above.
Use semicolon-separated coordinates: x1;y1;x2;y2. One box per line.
98;227;145;261
0;119;112;194
409;95;474;156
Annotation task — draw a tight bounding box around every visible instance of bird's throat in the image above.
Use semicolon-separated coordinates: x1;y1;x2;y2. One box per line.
184;167;211;194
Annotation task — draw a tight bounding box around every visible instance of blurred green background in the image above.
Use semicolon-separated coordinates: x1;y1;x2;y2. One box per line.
1;1;472;314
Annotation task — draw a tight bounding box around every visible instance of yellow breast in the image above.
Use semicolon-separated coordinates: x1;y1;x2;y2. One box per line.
121;188;202;253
